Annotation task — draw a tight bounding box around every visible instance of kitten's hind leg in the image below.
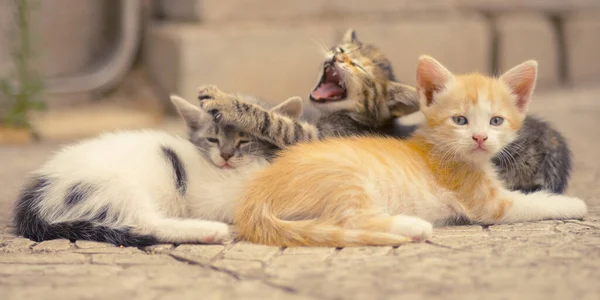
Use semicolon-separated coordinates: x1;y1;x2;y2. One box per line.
134;214;233;244
481;191;587;224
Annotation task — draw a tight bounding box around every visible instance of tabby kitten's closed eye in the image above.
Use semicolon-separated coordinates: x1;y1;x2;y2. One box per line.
232;56;587;247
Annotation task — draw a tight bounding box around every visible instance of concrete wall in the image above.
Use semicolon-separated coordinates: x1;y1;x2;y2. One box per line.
147;0;600;111
2;0;599;109
0;0;118;79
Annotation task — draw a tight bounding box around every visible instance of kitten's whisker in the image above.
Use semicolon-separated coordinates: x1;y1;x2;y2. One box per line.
308;36;331;57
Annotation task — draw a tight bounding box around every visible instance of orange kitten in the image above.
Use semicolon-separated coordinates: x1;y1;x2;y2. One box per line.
234;56;587;247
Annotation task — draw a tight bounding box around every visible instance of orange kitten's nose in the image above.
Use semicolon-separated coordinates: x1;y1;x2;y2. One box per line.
472;134;488;146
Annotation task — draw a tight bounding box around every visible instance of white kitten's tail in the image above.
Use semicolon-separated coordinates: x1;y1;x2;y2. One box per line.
13;177;232;247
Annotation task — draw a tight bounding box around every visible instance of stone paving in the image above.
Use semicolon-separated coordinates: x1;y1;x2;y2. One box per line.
1;87;600;299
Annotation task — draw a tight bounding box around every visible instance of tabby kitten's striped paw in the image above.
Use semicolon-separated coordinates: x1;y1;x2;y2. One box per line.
197;84;227;101
197;84;239;124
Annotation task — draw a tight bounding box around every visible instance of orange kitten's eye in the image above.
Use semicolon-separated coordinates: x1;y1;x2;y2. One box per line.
490;117;504;126
337;47;344;53
452;116;468;125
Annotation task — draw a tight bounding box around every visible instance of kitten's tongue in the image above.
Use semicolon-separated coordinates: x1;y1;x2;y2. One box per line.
311;83;346;101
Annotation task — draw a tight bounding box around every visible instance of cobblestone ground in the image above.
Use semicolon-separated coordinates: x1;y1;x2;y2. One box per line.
1;87;600;300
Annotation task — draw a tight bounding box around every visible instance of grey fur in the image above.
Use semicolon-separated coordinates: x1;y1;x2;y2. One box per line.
188;94;281;162
197;85;318;149
493;116;572;194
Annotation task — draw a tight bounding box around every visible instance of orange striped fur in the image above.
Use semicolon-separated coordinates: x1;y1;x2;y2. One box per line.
234;56;587;247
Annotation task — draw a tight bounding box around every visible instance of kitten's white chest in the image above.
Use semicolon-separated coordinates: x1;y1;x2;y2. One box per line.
185;159;268;223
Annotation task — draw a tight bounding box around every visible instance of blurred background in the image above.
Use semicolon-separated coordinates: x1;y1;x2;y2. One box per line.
0;0;599;143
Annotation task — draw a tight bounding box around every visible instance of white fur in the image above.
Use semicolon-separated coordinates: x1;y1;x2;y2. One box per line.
498;190;587;223
390;215;433;241
34;130;269;244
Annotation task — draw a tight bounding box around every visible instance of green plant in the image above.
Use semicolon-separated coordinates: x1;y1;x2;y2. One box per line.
0;0;44;129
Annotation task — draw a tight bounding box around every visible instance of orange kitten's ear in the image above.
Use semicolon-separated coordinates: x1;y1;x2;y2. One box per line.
416;55;454;106
342;29;359;44
500;60;538;113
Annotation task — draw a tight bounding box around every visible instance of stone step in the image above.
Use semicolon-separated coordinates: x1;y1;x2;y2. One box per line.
144;14;490;115
155;0;600;22
29;103;163;141
457;0;600;13
495;13;560;87
155;0;456;22
564;12;600;86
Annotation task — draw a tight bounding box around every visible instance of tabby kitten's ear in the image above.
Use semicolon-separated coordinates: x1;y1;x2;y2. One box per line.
342;29;359;44
386;82;420;117
416;55;454;107
270;97;303;120
500;60;538;113
170;95;210;131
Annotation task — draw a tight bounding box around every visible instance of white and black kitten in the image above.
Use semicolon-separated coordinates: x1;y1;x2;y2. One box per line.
12;95;302;246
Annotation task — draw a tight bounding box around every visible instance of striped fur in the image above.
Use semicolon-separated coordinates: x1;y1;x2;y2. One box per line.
233;57;587;247
198;85;318;149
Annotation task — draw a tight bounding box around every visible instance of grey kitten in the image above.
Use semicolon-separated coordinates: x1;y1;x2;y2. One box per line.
186;94;282;167
197;29;572;195
494;116;572;193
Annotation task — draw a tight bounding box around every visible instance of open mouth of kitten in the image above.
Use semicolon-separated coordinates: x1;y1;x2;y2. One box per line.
310;63;347;102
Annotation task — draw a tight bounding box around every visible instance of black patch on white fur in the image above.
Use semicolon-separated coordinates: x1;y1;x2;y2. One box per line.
64;182;95;206
94;206;120;223
12;176;157;247
161;146;187;195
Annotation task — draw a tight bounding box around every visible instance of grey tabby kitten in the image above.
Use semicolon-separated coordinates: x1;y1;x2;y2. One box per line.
198;29;572;194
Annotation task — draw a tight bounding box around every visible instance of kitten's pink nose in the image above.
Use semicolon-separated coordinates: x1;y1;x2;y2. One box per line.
472;134;488;146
